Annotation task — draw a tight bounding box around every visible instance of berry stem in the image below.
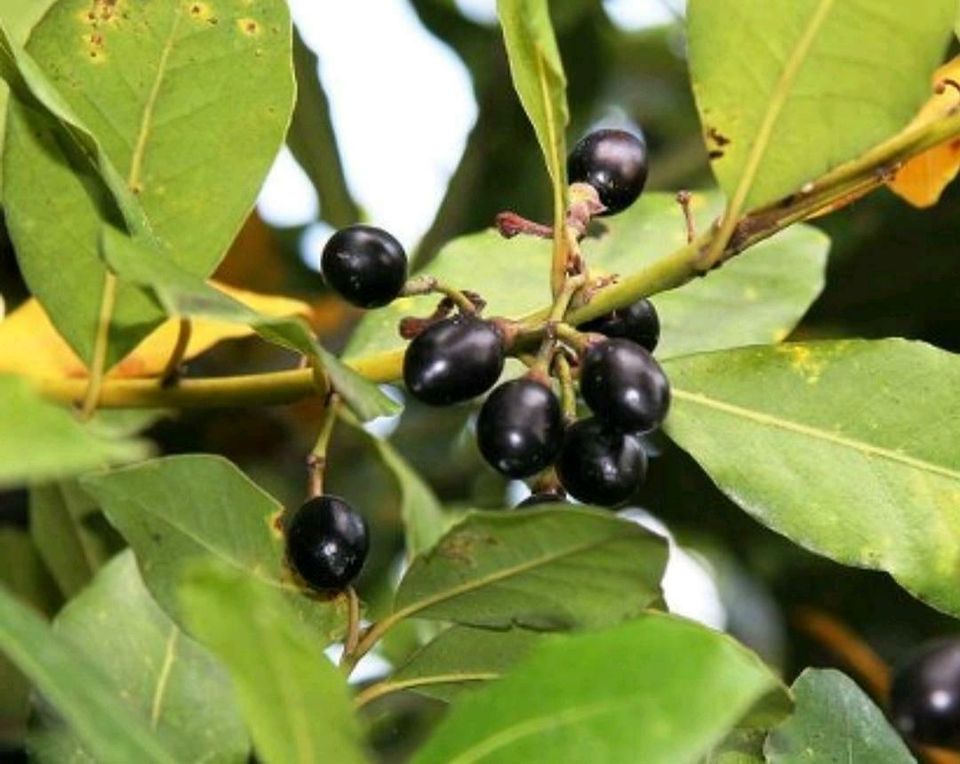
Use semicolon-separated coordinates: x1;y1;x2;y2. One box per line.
79;271;119;420
341;585;361;663
554;323;590;353
554;354;577;422
530;274;586;376
400;275;479;314
307;393;340;498
160;318;192;388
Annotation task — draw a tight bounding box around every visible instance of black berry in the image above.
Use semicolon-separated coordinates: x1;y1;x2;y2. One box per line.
285;495;368;591
581;298;660;353
477;378;564;478
567;129;648;216
321;225;407;308
556;418;647;506
516;491;566;509
580;338;670;433
403;315;505;406
891;639;960;749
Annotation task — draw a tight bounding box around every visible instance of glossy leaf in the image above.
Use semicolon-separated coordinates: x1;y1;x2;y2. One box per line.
887;56;960;208
30;480;122;598
0;375;150;488
180;562;367;764
688;0;955;209
81;455;349;642
496;0;568;195
391;507;668;630
30;551;249;764
349;421;448;559
765;669;915;763
103;228;398;421
0;581;177;763
663;340;960;617
0;528;59;747
0;0;55;201
345;192;828;361
413;614;790;764
391;625;542;702
2;0;294;365
0;289;311;381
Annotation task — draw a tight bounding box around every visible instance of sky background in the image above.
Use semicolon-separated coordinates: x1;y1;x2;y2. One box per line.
257;0;686;267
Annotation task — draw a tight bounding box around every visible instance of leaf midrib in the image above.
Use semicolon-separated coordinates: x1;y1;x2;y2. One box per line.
393;530;639;624
444;701;618;764
127;8;184;190
672;387;960;481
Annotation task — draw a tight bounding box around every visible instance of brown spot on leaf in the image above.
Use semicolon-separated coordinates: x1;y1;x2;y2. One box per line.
708;150;724;160
238;17;260;35
706;126;731;147
189;2;214;22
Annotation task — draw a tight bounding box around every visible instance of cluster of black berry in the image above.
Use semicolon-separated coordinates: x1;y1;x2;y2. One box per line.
404;129;669;509
282;127;664;593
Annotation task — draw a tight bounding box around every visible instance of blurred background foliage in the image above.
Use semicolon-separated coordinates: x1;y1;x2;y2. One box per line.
0;0;958;756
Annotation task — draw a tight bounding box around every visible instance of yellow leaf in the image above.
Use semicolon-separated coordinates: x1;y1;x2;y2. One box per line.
0;284;312;381
887;56;960;208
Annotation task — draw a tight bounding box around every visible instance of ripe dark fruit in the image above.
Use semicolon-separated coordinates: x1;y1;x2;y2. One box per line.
516;492;566;509
403;315;505;406
285;495;369;591
580;338;670;433
891;639;960;749
321;224;407;308
477;378;564;478
556;418;647;506
580;298;660;353
567;129;648;216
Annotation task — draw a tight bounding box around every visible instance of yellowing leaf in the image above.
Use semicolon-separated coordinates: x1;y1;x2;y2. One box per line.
887;56;960;207
0;286;311;381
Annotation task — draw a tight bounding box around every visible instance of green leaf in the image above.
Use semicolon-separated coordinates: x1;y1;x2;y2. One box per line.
0;375;150;488
374;437;447;559
180;561;368;764
102;227;399;421
0;0;56;202
390;507;667;631
339;415;447;558
0;581;177;763
2;0;294;366
764;669;915;763
496;0;568;199
688;0;955;210
413;614;790;764
344;193;828;362
30;480;123;598
0;528;59;747
390;626;542;703
30;551;249;764
81;455;349;643
663;340;960;617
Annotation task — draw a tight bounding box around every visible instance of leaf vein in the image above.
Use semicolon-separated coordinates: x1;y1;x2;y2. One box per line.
672;387;960;481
